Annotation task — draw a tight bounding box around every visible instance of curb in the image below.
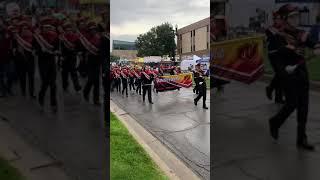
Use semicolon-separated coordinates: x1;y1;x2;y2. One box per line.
262;74;320;91
0;119;71;180
110;100;201;180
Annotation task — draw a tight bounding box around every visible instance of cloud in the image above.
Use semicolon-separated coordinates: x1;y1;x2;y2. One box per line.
110;0;209;43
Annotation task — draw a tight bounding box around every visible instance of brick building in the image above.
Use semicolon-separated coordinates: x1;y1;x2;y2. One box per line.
176;17;210;61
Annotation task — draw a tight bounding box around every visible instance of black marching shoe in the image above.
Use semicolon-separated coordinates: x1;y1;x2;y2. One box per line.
149;102;154;104
297;139;315;151
203;106;208;109
194;99;197;106
265;86;273;100
269;119;279;140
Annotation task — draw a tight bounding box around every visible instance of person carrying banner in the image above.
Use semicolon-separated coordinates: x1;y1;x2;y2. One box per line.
81;21;102;105
33;16;59;112
265;11;285;104
59;21;82;93
268;4;320;151
14;18;35;98
194;64;208;109
141;66;153;104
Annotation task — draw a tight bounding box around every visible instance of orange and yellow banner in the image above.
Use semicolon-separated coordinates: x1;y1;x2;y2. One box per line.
211;35;265;84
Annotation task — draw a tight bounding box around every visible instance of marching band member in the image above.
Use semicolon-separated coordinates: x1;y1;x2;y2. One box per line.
128;67;135;92
121;67;129;97
15;18;35;98
141;66;154;104
194;64;208;109
33;16;59;112
59;21;82;93
268;4;320;150
134;66;142;95
81;21;102;105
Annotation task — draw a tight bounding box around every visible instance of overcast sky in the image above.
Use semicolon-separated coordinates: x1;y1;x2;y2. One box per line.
110;0;209;45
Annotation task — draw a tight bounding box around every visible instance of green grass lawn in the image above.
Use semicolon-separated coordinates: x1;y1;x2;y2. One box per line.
0;158;24;180
110;113;168;180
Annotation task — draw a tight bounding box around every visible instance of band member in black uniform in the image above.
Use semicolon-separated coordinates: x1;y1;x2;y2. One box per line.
141;66;154;104
60;22;82;93
269;4;320;150
121;68;128;97
81;21;102;105
14;19;35;98
193;68;199;94
265;11;285;104
194;64;208;109
33;16;59;112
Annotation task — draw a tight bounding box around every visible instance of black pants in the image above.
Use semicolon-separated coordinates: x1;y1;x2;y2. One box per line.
122;78;128;96
194;84;206;107
268;55;284;102
110;78;114;92
16;52;35;96
62;55;81;92
270;70;309;143
142;85;152;103
129;77;135;91
115;78;121;92
38;55;57;106
83;57;100;103
135;79;141;95
193;78;199;94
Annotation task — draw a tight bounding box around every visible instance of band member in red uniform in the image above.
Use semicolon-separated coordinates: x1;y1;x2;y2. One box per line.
76;16;89;78
14;18;35;98
128;67;135;92
121;68;129;97
60;22;82;93
0;17;13;97
115;67;121;92
81;21;102;105
141;66;154;104
134;67;142;95
33;16;59;112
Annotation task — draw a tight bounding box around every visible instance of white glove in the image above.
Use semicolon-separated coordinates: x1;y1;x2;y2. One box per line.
285;65;297;74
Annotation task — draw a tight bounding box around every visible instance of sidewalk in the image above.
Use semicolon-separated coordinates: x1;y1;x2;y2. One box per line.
0;119;70;180
212;81;320;180
0;63;106;180
111;88;210;180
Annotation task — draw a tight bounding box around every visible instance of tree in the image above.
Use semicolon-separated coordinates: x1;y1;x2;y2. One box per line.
135;23;176;59
110;54;120;62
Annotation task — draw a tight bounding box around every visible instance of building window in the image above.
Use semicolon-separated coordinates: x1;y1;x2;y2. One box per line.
193;45;195;51
207;42;209;49
207;25;209;32
193;30;195;36
191;31;192;37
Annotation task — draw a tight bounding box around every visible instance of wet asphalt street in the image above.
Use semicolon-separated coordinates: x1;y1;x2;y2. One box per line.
212;81;320;180
111;87;210;180
0;64;106;180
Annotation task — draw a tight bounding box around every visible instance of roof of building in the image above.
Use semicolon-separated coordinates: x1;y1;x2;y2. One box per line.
177;17;210;35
